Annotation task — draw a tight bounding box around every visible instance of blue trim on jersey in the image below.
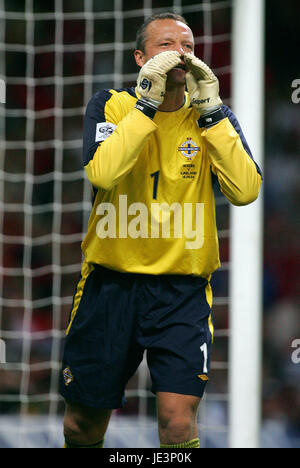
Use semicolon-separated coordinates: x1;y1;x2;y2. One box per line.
210;105;262;190
115;87;137;98
83;90;113;166
82;88;137;167
221;105;262;177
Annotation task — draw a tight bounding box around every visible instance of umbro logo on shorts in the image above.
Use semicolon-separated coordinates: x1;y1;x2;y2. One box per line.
197;374;209;381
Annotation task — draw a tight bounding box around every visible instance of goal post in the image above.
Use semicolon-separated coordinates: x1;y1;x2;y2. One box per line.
229;0;265;448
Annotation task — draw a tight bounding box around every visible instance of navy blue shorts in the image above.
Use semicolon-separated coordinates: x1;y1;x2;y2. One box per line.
59;263;214;409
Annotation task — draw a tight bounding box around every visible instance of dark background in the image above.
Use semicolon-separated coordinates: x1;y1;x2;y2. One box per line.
261;0;300;445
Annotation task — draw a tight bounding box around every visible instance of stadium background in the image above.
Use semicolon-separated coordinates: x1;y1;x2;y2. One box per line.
0;0;299;448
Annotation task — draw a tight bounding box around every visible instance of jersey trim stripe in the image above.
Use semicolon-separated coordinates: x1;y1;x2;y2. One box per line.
82;88;138;167
82;90;113;166
222;104;262;177
205;281;214;342
66;262;94;336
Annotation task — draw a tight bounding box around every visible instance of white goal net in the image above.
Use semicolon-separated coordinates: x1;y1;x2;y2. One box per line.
0;0;233;448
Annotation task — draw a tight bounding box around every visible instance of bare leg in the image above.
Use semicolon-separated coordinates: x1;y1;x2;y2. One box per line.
157;392;200;445
63;400;112;447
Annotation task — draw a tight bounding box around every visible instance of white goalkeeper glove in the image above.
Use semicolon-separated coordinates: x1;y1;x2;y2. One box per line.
184;52;223;115
136;51;182;111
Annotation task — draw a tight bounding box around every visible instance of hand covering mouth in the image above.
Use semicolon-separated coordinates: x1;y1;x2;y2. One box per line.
172;63;186;71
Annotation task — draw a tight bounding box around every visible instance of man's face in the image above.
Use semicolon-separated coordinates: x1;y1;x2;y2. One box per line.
135;19;195;86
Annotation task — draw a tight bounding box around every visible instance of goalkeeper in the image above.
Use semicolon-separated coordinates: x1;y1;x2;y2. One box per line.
59;13;262;449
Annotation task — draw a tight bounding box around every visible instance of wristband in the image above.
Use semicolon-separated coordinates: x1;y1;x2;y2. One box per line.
198;107;225;128
135;99;157;120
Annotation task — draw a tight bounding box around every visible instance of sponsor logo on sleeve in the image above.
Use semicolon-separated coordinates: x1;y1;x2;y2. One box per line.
95;122;117;142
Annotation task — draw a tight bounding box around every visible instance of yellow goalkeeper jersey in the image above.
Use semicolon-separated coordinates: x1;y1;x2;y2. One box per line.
81;87;262;278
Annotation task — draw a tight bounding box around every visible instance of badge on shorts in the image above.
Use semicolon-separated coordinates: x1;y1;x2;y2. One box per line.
95;122;117;142
63;367;74;386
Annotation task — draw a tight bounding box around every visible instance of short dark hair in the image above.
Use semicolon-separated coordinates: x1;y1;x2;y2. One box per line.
136;12;189;52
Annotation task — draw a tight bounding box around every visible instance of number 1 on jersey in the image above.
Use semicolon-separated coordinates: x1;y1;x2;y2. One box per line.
150;171;160;200
200;343;208;373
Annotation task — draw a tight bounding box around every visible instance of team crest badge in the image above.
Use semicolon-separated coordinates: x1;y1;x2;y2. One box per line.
178;138;201;160
63;367;74;386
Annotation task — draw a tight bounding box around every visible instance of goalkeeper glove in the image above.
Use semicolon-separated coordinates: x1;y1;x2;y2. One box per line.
184;53;224;126
135;51;181;118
